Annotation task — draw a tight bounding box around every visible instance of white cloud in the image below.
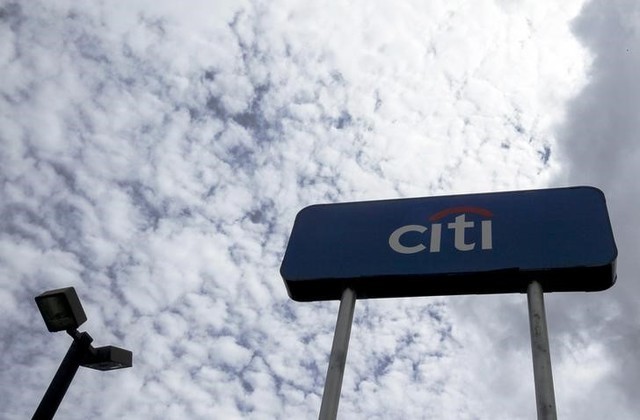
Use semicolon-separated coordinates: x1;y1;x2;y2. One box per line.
5;0;638;418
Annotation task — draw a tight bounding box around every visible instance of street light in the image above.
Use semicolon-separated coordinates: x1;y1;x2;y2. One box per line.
35;287;87;332
32;287;133;420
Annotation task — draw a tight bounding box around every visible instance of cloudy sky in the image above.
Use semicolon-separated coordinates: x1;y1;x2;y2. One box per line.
1;0;638;418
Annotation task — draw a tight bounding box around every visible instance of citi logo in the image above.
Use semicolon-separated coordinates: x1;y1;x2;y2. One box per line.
388;206;493;254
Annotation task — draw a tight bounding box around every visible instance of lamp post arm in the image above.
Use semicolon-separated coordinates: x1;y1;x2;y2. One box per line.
32;332;93;420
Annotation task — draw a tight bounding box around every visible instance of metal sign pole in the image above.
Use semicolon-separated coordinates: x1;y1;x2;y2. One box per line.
527;281;557;420
319;288;356;420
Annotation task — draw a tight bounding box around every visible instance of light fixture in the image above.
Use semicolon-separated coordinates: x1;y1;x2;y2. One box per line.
32;287;133;420
81;345;133;371
35;287;87;332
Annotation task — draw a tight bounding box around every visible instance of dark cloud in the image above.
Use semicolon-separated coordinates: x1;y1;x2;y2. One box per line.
555;0;640;414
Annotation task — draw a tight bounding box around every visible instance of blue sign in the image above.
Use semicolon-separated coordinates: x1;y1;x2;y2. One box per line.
280;186;617;301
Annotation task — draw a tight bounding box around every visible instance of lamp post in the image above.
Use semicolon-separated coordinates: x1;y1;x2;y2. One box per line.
32;287;133;420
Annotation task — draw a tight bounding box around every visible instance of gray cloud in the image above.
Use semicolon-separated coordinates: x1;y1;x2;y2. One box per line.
553;0;640;415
